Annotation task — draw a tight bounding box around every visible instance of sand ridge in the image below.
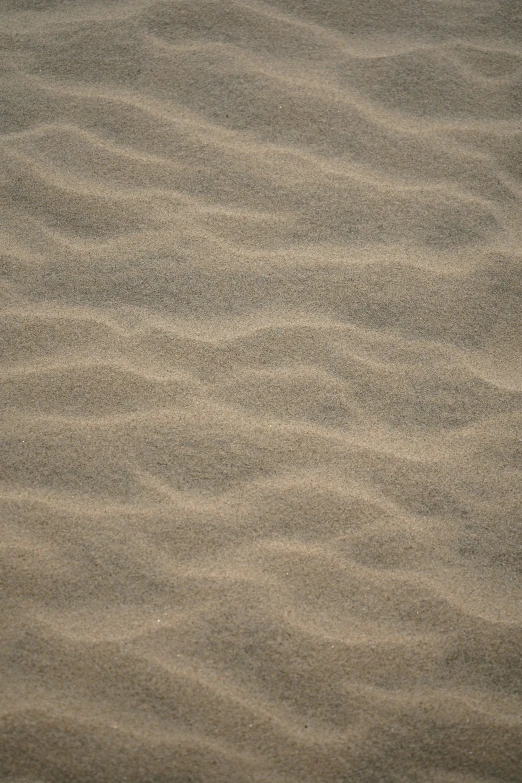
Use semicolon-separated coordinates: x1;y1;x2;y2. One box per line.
1;1;521;781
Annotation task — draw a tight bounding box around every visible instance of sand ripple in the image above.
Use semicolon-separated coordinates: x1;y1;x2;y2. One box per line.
1;1;521;781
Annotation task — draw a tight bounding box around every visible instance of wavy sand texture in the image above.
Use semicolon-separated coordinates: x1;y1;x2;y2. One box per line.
1;1;522;781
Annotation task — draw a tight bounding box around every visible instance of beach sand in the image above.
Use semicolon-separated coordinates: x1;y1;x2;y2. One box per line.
1;1;521;781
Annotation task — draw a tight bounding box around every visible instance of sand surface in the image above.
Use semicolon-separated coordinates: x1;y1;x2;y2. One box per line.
1;1;522;781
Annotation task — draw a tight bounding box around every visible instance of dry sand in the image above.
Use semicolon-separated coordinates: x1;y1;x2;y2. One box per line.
1;1;522;781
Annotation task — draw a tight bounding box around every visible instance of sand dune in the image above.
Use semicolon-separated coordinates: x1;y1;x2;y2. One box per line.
1;1;521;781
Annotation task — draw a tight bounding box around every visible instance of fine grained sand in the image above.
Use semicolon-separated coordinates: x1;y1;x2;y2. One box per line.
1;1;521;781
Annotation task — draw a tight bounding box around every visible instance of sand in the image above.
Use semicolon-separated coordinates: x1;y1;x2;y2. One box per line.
1;1;521;781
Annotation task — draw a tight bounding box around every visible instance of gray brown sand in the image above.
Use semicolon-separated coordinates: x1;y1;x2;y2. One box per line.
1;1;522;781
